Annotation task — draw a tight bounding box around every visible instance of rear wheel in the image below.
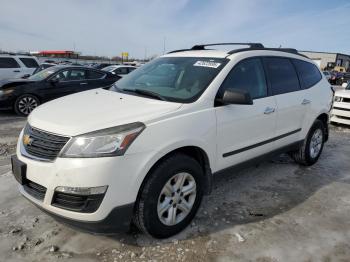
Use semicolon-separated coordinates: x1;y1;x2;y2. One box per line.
14;94;40;116
290;120;325;166
134;153;203;238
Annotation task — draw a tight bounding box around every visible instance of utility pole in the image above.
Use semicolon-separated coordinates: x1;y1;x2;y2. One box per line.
163;37;166;55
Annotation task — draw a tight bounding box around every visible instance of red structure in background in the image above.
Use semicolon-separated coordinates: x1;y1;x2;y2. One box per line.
37;50;78;58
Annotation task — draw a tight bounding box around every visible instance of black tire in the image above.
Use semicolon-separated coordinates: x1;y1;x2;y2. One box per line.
290;120;325;166
14;94;40;116
134;153;204;238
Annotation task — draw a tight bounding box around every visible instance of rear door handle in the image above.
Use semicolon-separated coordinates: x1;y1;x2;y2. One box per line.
264;107;275;114
80;82;88;85
13;70;20;72
301;99;311;105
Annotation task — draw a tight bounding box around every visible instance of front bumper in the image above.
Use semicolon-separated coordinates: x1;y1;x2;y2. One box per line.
331;101;350;125
14;130;155;232
0;95;15;110
25;196;134;234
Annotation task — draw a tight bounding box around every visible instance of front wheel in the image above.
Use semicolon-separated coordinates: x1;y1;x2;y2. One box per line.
14;94;40;116
133;153;203;238
290;120;325;166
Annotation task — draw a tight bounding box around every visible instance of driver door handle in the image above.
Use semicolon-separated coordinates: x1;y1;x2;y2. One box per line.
80;82;88;85
264;107;275;114
301;99;311;105
13;70;20;72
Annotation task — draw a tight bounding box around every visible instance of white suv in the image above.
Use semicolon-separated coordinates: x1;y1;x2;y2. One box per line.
0;53;39;80
11;43;333;238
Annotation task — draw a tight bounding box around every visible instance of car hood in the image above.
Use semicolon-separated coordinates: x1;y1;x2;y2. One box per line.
28;88;182;136
0;78;36;89
335;89;350;98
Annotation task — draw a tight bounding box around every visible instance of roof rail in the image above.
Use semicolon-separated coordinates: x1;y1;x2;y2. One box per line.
191;43;264;50
167;43;307;58
167;43;264;54
227;47;307;58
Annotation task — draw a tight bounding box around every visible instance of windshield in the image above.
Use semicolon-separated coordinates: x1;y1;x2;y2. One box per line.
111;57;227;103
29;66;61;81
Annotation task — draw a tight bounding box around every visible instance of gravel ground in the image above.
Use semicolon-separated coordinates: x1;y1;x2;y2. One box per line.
1;111;350;262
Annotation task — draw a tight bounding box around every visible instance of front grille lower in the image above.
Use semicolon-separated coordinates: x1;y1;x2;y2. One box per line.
52;192;105;213
23;180;47;201
343;97;350;103
22;125;70;161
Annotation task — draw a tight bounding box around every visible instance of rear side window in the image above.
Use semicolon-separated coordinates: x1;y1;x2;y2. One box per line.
114;67;129;74
19;58;39;68
67;69;86;80
87;70;105;79
263;57;300;95
292;59;322;89
219;58;267;99
0;57;20;68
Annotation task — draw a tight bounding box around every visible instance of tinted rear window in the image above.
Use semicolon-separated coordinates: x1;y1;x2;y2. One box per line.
292;59;322;89
19;58;39;68
263;58;300;95
0;57;20;68
87;70;105;79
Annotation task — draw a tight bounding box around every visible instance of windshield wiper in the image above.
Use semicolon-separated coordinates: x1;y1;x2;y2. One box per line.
122;88;168;101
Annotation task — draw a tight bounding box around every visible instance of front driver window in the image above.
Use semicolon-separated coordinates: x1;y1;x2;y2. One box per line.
52;70;69;81
218;58;267;99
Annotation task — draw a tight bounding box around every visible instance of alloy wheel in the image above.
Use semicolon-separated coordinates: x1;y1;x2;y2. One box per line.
310;128;323;159
18;96;38;115
157;172;197;226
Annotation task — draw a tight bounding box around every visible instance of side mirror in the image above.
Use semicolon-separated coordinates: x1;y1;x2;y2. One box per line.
217;88;253;105
22;74;30;79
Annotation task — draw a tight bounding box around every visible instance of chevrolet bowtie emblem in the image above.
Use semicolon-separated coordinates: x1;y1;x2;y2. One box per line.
23;134;33;146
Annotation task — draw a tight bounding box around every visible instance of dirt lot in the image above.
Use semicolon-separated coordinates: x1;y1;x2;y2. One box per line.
1;111;350;262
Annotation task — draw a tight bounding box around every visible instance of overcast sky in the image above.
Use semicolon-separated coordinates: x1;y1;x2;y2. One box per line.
0;0;350;58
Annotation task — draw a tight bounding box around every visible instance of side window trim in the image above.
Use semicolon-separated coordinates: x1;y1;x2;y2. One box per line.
215;56;269;102
289;58;303;91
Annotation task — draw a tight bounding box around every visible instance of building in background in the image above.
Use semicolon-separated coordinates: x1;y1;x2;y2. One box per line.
30;50;79;59
300;51;350;71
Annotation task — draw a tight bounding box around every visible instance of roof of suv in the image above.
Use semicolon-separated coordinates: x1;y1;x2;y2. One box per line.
164;43;308;60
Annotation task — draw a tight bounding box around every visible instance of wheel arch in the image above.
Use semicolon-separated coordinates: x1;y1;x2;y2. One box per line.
135;145;213;208
316;113;329;142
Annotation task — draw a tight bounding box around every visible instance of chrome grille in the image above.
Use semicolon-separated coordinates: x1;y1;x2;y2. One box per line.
22;125;70;161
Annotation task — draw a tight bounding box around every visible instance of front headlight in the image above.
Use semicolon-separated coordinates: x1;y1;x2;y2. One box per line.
334;96;342;102
0;89;14;96
60;122;145;158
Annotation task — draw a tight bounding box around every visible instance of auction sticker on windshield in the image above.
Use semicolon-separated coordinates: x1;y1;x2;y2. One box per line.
193;61;221;68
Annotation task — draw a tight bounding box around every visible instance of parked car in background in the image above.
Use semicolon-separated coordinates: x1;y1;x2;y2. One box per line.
102;65;137;77
31;63;56;75
92;63;115;70
322;71;331;82
329;71;344;85
0;54;39;80
331;83;350;125
11;43;333;238
0;66;120;115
